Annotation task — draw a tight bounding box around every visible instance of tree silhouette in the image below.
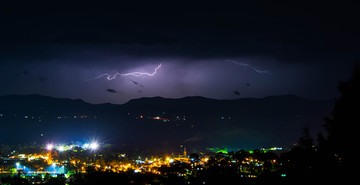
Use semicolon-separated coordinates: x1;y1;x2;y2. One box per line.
316;61;360;184
280;127;316;183
323;62;359;166
280;63;360;184
298;127;314;149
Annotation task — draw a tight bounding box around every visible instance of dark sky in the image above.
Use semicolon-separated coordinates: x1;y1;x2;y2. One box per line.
0;1;359;104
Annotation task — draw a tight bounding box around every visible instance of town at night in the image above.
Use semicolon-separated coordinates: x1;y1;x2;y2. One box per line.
1;141;287;184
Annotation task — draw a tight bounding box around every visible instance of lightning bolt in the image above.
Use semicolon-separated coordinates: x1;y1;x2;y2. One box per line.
226;60;272;74
93;63;162;80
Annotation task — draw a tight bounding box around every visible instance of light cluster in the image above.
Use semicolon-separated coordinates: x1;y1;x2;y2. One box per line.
46;141;100;152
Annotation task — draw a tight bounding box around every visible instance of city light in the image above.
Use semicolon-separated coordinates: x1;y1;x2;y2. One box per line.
90;142;99;150
57;145;65;152
82;143;90;149
1;142;291;184
46;144;53;151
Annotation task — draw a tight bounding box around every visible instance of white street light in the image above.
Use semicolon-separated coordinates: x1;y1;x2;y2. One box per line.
90;142;99;150
46;144;53;151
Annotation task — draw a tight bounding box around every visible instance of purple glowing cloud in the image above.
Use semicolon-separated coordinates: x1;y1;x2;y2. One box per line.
93;63;162;80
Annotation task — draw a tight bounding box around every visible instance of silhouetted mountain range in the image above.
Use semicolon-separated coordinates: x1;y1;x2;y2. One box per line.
0;94;334;153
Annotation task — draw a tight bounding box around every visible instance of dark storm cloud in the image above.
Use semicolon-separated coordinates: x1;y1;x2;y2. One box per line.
106;89;117;93
0;16;177;46
1;1;359;62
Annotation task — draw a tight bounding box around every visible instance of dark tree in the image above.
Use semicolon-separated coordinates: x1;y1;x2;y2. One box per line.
298;127;314;149
280;128;317;184
280;64;360;184
313;62;360;184
323;62;359;166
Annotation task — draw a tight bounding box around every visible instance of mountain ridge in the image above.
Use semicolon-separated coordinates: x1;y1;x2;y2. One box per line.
0;93;321;106
0;94;334;152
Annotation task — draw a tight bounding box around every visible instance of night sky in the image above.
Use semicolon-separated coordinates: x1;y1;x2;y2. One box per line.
1;2;359;104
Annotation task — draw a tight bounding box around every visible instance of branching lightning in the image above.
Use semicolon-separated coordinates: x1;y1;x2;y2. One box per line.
94;63;162;80
226;60;272;74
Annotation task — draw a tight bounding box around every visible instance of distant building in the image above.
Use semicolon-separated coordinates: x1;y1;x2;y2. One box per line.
173;147;189;162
